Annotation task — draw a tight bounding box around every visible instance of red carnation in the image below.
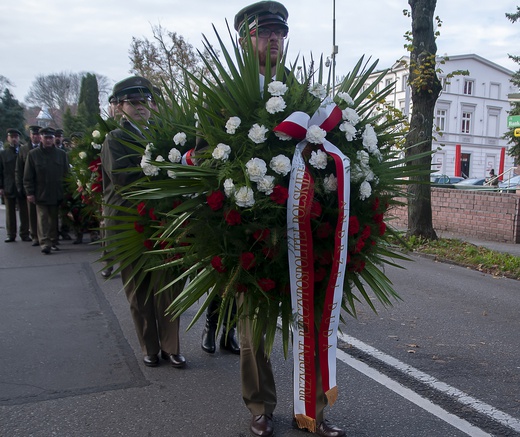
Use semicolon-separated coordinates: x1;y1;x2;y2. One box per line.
361;225;371;240
91;182;102;193
261;246;277;259
149;208;158;221
225;209;242;225
88;157;101;173
258;278;276;292
143;239;154;250
372;197;380;211
207;190;225;211
211;256;226;273
137;202;147;216
348;216;360;236
172;200;183;209
317;222;333;239
134;222;145;233
270;185;289;205
253;229;270;241
240;252;256;270
236;284;248;293
379;221;387;236
354;239;365;254
310;200;322;219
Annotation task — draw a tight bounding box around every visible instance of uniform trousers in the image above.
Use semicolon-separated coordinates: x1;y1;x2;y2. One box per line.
120;263;181;356
26;199;38;241
238;293;328;421
3;196;29;239
36;204;58;249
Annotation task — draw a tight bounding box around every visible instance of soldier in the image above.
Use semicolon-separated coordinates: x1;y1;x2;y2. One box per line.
16;125;41;245
101;76;186;368
0;128;30;242
23;127;69;254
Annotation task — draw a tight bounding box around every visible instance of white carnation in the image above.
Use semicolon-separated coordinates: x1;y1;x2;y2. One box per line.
274;131;292;141
323;174;338;192
309;149;328;169
155;155;165;162
225;116;241;134
168;148;182;163
359;180;372;200
269;154;291;176
167;170;177;179
351;164;364;183
339;121;357;141
356;150;370;167
268;80;288;96
79;151;87;159
141;162;159;177
144;143;154;157
337;92;354;106
256;175;275;195
245;157;267;182
235;186;255;208
265;96;286;114
306;125;327;144
308;83;327;99
92;130;101;139
173;132;187;146
91;142;102;150
223;178;235;197
362;124;378;154
212;143;231;161
342;108;360;125
248;124;269;144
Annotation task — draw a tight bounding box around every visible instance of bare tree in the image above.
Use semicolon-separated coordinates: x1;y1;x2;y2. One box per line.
129;23;218;94
25;72;112;126
0;75;13;95
404;0;442;240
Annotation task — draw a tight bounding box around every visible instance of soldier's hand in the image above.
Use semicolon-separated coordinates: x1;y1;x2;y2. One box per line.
27;195;35;204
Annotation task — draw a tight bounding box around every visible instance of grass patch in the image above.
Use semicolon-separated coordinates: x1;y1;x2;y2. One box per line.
389;235;520;281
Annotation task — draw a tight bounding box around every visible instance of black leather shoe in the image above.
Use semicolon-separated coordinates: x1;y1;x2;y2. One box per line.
201;322;217;354
41;246;51;254
160;351;186;368
220;327;240;354
4;237;15;242
250;414;273;437
32;240;39;246
101;267;113;278
72;237;83;244
292;419;345;437
143;354;159;367
21;236;32;242
60;232;72;240
51;245;60;251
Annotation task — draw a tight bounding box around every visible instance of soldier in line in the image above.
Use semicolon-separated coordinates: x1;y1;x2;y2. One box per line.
16;125;41;246
0;128;30;243
23;127;69;254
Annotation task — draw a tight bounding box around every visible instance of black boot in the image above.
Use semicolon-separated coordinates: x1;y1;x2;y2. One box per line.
73;233;83;244
201;299;219;354
220;326;240;354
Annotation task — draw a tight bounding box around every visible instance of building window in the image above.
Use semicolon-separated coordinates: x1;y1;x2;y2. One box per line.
487;108;501;137
461;112;472;134
440;76;449;92
385;78;392;88
435;109;447;132
489;83;500;99
463;79;474;96
402;74;408;92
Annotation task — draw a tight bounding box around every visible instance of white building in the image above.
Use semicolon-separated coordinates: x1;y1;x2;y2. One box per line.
370;54;518;180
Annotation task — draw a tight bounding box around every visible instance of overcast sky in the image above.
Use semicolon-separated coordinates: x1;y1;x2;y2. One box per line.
1;0;518;104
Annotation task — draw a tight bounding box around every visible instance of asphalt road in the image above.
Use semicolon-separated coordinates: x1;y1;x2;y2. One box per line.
1;205;519;437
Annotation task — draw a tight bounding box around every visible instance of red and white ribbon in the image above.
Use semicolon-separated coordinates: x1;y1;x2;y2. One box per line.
274;101;350;431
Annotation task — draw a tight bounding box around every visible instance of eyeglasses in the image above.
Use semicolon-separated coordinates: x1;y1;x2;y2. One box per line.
121;98;151;105
254;27;288;39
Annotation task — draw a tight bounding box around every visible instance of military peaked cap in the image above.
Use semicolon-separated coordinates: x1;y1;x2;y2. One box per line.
39;127;56;136
111;76;153;103
6;128;22;136
29;125;41;134
234;1;289;36
54;128;64;136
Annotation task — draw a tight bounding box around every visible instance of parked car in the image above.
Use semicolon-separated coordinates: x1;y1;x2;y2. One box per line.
431;175;465;186
498;175;520;191
452;178;486;189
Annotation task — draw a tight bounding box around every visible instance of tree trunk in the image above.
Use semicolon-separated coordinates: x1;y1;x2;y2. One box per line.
405;0;442;240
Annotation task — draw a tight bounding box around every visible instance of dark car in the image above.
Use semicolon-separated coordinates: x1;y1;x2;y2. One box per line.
498;175;520;192
431;175;465;186
453;178;486;189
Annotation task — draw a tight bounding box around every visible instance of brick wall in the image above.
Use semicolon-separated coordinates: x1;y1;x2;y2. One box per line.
389;188;520;244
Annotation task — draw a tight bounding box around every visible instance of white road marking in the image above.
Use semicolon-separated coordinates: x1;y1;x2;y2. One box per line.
339;333;520;435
